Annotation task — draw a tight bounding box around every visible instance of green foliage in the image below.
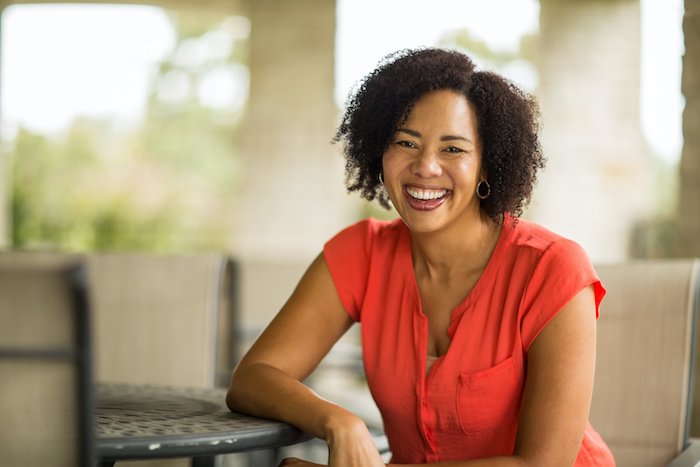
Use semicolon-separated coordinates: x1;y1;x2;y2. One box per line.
9;9;247;252
9;124;229;252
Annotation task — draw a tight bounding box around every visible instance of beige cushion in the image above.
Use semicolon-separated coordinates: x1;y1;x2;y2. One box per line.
590;259;699;467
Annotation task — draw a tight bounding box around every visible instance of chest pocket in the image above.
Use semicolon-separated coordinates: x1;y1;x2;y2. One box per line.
455;356;521;434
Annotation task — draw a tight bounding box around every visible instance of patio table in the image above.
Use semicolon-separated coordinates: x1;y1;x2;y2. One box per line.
96;382;311;467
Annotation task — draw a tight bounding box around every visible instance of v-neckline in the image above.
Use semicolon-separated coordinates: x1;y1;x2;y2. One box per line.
399;216;512;360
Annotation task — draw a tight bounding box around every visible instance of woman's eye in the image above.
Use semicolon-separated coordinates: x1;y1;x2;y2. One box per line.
396;140;416;148
444;146;464;154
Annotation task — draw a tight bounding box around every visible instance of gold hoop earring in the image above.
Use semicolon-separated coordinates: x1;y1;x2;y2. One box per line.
476;180;491;200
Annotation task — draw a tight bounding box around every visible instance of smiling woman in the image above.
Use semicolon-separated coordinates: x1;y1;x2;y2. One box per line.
227;48;616;466
335;48;544;224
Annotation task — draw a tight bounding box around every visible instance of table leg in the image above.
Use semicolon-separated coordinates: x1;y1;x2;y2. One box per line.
192;455;217;467
246;449;279;467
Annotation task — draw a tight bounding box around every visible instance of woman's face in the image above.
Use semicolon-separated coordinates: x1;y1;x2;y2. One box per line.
382;89;484;236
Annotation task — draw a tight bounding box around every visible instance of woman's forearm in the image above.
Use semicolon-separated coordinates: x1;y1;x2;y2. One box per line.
226;361;363;441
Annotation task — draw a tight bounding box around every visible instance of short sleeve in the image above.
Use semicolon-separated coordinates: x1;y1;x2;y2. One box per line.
520;239;606;351
323;219;375;322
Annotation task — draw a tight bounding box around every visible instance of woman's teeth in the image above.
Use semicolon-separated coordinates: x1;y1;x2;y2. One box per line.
406;187;447;200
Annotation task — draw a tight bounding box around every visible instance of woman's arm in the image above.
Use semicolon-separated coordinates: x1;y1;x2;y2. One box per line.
226;253;385;466
511;284;597;466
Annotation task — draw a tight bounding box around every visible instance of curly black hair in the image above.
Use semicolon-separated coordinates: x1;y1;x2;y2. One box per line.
333;47;545;223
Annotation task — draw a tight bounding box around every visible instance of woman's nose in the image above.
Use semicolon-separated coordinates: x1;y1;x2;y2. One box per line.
411;149;442;178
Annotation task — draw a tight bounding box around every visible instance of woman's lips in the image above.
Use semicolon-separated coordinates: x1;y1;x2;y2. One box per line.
403;185;450;211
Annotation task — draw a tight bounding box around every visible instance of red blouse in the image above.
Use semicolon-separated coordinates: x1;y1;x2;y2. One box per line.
323;217;614;465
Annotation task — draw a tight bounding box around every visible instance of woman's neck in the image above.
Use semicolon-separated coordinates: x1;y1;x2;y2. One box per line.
409;212;501;282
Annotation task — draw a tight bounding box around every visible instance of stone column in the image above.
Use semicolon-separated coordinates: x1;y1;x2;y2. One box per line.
677;0;700;257
232;0;359;330
232;0;350;265
0;4;7;247
534;0;652;262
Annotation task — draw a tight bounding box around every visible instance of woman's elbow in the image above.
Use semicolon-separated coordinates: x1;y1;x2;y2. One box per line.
226;362;256;412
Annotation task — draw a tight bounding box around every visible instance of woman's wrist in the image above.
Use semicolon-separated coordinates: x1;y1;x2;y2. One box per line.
320;407;368;443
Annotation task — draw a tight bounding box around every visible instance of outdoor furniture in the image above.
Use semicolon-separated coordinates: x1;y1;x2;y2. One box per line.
96;383;311;467
86;253;238;388
0;251;238;388
0;251;241;467
590;259;700;467
0;262;95;467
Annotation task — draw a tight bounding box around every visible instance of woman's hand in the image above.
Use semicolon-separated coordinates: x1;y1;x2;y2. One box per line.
324;412;386;467
279;458;325;466
278;420;385;467
280;411;385;467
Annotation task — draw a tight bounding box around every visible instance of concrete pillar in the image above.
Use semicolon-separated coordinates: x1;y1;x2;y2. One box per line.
232;0;360;331
0;7;7;247
534;0;652;262
677;0;700;257
232;0;351;266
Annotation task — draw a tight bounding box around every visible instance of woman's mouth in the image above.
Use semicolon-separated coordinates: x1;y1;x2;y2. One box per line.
404;186;450;211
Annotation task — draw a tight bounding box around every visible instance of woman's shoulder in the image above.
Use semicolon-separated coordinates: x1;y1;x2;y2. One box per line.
509;217;576;252
507;217;591;268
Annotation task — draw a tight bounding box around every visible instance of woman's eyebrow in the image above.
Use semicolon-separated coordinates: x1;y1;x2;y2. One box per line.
396;128;420;137
396;128;473;145
441;134;473;144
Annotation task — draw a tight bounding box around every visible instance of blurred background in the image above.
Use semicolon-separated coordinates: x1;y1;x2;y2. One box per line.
0;1;697;464
1;0;697;346
0;0;697;332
